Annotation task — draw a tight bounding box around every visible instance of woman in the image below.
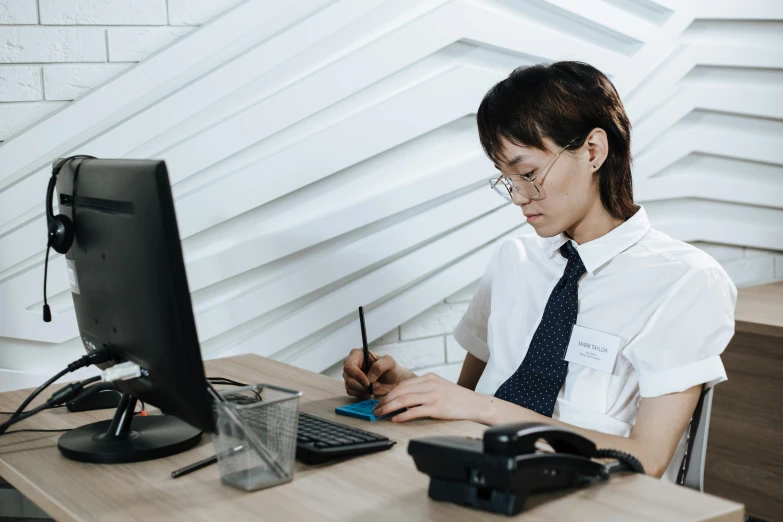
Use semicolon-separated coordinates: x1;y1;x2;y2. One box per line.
342;62;737;480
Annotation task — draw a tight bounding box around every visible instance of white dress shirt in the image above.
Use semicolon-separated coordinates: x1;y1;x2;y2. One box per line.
453;205;737;481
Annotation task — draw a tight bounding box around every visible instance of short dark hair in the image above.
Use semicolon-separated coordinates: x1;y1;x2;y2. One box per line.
476;61;636;220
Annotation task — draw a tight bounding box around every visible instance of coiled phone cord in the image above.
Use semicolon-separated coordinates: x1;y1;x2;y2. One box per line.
594;448;645;475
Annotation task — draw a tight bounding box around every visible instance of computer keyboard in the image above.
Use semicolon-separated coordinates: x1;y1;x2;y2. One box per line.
296;412;395;465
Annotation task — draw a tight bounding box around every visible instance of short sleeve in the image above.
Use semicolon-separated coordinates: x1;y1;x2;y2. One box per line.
622;266;737;398
452;242;506;362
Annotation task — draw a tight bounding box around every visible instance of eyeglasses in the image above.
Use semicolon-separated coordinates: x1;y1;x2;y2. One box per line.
489;137;579;201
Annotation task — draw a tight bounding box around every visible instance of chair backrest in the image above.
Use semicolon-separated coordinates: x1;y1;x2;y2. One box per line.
679;386;714;491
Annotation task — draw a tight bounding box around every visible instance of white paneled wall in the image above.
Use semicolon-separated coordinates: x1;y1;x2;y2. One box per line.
1;0;782;392
0;0;245;139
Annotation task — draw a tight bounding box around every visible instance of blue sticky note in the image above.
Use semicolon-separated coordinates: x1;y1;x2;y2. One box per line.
335;399;392;421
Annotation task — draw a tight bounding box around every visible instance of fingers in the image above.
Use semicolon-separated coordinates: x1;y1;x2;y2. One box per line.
343;349;371;387
343;374;371;399
375;377;432;407
345;348;364;366
343;364;370;389
367;355;396;383
347;348;380;367
369;381;395;396
374;392;429;417
392;406;433;423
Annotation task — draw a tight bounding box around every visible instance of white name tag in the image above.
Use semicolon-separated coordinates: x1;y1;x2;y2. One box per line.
564;325;622;374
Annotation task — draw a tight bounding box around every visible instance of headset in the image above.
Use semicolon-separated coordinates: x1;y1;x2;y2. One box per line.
43;155;96;322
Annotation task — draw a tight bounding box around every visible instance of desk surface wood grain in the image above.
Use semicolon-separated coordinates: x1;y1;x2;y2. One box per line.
734;281;783;337
0;355;743;522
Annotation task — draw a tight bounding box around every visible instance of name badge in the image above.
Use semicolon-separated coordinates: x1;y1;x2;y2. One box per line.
564;325;622;374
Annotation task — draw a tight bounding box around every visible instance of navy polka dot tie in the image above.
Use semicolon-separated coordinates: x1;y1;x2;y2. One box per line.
494;241;586;417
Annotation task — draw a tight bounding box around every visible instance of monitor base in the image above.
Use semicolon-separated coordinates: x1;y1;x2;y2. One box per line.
58;392;202;464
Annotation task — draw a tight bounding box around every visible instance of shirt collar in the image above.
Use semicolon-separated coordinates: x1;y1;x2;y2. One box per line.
541;205;651;274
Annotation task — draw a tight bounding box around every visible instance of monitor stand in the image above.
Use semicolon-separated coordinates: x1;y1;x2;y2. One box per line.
58;392;202;464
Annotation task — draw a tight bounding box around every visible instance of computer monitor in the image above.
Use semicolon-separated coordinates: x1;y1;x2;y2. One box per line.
53;157;213;463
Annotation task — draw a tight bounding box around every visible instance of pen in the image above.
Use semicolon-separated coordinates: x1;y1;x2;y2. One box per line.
171;444;244;478
358;306;373;397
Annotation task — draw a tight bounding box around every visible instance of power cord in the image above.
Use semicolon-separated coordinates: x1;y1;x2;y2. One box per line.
6;347;111;422
0;376;102;436
206;376;262;403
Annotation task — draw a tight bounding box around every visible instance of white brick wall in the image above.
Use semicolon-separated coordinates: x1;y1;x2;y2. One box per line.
0;0;37;24
373;282;477;381
0;100;66;136
107;27;192;61
43;63;131;100
372;337;445;370
445;334;467;364
0;66;41;100
320;280;483;385
399;302;470;340
0;27;106;62
692;242;783;287
38;0;167;25
0;0;242;140
323;242;783;387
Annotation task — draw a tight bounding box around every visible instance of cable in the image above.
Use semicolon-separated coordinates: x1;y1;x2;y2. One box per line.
207;376;262;402
207;377;250;386
0;406;64;415
7;347;111;421
0;376;102;436
3;428;71;434
594;449;645;475
11;367;70;419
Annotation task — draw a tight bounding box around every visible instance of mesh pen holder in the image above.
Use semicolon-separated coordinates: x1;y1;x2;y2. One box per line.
213;384;303;491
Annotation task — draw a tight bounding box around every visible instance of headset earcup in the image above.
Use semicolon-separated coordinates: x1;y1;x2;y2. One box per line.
49;214;74;254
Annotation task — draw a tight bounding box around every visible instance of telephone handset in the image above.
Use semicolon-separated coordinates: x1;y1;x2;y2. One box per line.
408;422;643;516
483;422;596;456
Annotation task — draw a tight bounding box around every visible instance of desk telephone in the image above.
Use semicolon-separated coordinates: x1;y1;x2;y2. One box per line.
408;422;643;516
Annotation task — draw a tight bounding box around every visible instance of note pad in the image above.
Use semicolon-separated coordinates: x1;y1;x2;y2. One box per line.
335;399;392;421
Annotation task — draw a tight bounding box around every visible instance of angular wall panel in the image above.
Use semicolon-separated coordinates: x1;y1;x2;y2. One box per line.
1;0;780;389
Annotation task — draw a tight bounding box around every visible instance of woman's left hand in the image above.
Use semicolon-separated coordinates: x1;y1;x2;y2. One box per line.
372;372;485;423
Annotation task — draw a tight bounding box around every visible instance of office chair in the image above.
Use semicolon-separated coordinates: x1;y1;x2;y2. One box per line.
680;386;714;491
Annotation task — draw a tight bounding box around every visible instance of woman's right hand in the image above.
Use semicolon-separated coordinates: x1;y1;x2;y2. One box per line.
342;349;415;399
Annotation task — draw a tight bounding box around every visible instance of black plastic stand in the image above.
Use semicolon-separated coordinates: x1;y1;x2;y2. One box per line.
58;392;202;464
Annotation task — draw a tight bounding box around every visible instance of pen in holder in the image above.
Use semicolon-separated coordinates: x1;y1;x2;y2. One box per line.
211;384;302;491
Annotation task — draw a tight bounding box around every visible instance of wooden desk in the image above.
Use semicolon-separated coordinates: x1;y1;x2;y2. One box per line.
706;281;783;522
0;355;743;522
